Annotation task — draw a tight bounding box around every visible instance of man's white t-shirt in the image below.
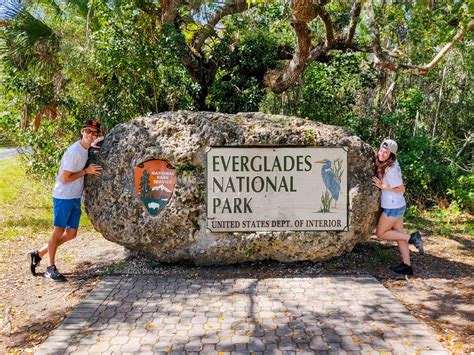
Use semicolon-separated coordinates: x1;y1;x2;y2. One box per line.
53;141;88;199
381;160;406;209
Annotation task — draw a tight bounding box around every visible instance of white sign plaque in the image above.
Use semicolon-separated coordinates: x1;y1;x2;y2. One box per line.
207;147;348;232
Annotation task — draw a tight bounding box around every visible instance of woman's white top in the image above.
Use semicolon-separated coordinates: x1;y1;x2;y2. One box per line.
381;160;406;209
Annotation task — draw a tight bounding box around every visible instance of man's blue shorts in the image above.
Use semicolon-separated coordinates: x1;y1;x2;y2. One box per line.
382;205;406;219
53;198;82;229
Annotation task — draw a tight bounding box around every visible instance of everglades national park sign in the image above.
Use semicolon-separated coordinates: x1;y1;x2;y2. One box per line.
207;147;348;232
134;160;176;216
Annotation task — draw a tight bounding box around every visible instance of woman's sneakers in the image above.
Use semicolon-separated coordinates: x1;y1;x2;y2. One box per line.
390;262;414;275
409;231;424;255
27;251;42;276
45;265;67;282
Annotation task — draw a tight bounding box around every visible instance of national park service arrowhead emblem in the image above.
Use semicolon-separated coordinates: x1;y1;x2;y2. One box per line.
134;160;176;216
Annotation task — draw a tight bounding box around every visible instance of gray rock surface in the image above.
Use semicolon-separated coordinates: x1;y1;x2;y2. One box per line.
84;111;379;265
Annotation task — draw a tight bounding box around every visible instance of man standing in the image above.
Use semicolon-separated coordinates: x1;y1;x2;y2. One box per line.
28;120;103;281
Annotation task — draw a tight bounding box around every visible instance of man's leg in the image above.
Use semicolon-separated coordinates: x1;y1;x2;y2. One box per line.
38;228;78;258
48;226;66;266
45;199;81;281
44;226;72;282
48;198;81;265
29;198;81;278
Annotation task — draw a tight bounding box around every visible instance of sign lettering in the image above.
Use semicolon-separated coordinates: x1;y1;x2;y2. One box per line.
207;147;348;232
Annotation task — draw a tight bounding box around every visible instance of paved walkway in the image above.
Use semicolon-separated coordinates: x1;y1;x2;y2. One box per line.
36;276;446;354
0;147;19;159
0;147;31;159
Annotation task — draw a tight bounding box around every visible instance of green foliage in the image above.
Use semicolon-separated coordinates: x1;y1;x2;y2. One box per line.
244;247;255;258
0;89;20;146
448;175;474;212
174;161;196;176
1;0;199;170
375;88;461;205
208;30;279;113
397;136;456;205
304;128;315;143
298;52;375;126
261;52;376;130
67;0;197;129
196;188;205;204
378;1;472;65
21;119;77;178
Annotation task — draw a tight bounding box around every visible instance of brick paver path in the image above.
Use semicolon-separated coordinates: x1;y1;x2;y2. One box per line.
36;276;446;354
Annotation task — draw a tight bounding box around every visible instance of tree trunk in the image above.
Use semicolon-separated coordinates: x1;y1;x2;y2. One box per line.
431;63;448;153
189;60;217;111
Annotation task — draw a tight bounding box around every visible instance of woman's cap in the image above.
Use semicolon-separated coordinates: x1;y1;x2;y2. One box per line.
380;139;398;154
82;119;101;131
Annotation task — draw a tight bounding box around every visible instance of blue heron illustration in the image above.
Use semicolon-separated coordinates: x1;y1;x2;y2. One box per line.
314;159;341;209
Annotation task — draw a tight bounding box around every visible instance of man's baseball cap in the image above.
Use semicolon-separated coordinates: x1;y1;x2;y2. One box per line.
82;119;101;131
380;139;398;154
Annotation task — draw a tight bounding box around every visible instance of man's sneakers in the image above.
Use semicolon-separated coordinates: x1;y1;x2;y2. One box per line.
45;265;67;282
28;252;67;281
27;251;42;276
389;262;414;275
409;231;424;255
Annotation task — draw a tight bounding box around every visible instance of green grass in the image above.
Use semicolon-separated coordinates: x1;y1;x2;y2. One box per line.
0;157;95;242
373;248;395;264
98;260;125;276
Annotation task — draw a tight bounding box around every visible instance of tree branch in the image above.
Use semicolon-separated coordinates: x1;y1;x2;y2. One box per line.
455;133;473;159
308;42;326;62
346;0;363;45
314;4;335;48
192;0;251;53
160;0;180;24
368;0;474;75
420;20;474;73
267;0;353;92
266;15;314;94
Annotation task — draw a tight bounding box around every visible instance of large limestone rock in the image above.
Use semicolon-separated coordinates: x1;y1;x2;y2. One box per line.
84;111;379;265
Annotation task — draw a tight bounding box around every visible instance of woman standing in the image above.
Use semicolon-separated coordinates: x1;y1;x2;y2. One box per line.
372;139;424;275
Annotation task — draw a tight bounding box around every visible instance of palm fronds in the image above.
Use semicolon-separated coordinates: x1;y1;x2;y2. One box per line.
0;1;59;71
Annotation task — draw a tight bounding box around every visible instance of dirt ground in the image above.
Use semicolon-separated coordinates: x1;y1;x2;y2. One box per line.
1;227;472;354
0;232;127;354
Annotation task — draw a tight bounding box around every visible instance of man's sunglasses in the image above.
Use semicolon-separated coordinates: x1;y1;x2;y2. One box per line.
83;128;99;137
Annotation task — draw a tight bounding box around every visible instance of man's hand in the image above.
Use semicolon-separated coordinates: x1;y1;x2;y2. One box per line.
85;164;103;176
91;136;104;148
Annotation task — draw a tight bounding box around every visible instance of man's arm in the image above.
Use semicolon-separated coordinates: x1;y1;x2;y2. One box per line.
61;164;103;183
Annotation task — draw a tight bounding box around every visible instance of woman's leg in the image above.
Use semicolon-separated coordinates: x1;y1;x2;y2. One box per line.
376;213;410;242
393;218;411;265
